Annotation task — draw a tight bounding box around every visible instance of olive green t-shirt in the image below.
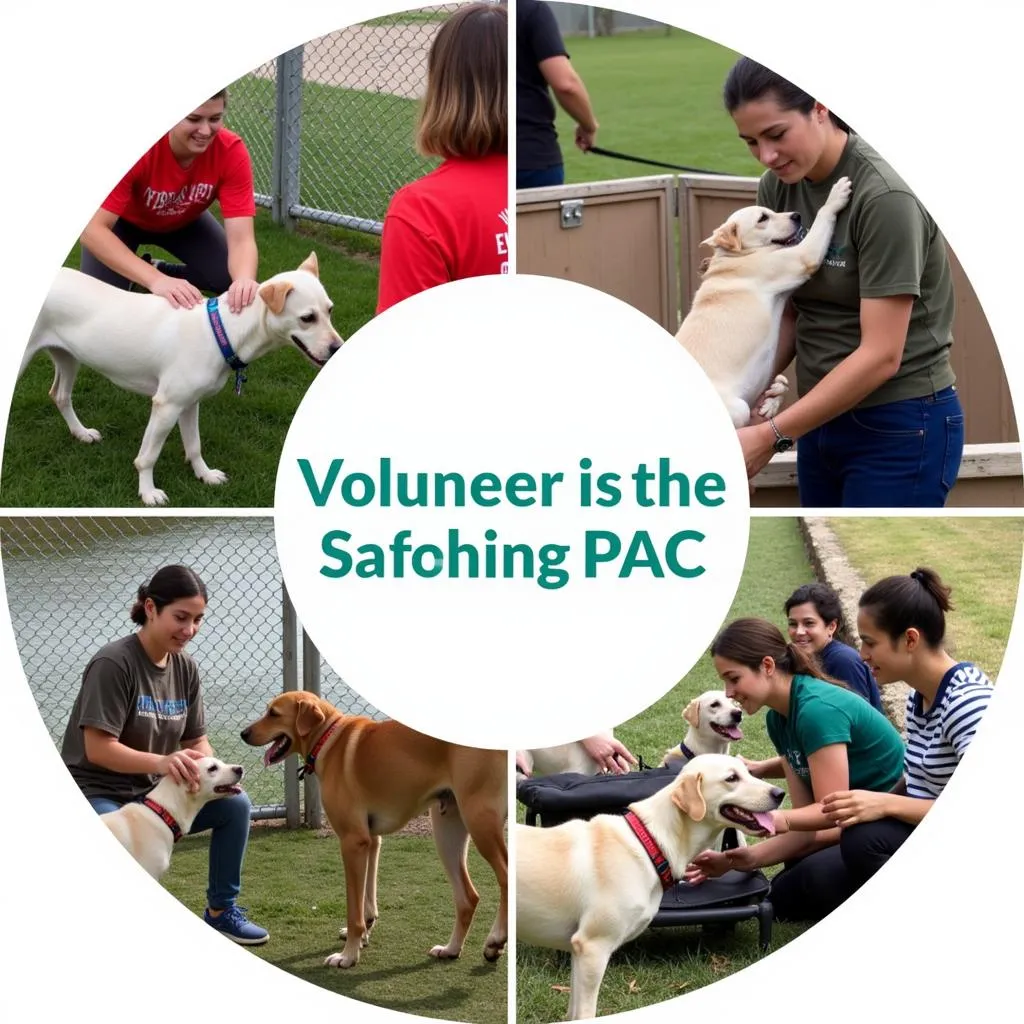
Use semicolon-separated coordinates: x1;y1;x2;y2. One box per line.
758;133;956;408
765;674;904;793
60;633;206;800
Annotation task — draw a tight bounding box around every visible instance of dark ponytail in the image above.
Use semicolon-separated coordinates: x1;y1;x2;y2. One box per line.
130;565;208;626
710;616;849;689
723;56;853;134
859;567;952;648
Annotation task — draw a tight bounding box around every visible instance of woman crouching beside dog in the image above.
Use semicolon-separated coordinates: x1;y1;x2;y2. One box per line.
59;565;268;945
686;617;905;923
79;88;259;314
820;568;995;890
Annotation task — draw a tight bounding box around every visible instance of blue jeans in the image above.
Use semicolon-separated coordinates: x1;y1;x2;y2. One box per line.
517;164;565;189
89;790;252;909
797;385;965;507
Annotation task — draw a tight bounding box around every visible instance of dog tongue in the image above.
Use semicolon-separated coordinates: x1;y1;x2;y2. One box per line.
752;811;776;835
725;726;743;740
263;749;275;767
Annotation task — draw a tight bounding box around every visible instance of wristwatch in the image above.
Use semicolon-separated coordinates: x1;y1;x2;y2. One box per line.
767;416;794;454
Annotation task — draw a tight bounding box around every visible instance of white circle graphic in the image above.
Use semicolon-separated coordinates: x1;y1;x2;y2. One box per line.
274;274;749;749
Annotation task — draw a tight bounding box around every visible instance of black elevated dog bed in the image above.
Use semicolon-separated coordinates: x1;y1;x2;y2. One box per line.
517;767;773;949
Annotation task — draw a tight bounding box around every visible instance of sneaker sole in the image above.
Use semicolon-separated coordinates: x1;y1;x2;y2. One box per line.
219;933;269;946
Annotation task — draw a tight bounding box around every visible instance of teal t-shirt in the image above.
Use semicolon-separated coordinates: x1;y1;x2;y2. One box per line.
765;674;904;793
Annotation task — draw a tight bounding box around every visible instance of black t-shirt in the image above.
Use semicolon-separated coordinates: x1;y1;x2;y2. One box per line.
516;0;568;171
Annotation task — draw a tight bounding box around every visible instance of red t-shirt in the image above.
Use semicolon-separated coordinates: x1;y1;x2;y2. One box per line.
101;129;256;233
376;153;508;314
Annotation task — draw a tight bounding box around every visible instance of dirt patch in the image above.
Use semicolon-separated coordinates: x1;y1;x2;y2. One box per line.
799;516;910;733
253;22;442;99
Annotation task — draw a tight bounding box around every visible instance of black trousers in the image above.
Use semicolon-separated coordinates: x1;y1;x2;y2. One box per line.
80;210;231;294
769;818;916;923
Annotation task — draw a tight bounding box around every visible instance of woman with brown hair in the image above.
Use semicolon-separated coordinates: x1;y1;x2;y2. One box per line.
685;617;904;923
376;2;508;313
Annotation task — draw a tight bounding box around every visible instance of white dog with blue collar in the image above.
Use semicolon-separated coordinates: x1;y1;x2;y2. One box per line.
20;252;342;505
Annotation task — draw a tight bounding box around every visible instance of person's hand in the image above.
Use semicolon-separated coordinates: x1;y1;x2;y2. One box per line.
226;277;259;315
686;845;756;883
739;755;766;779
575;123;598;152
581;734;637;775
737;422;777;480
821;789;889;828
515;751;532;777
771;809;790;835
149;274;205;310
158;748;206;792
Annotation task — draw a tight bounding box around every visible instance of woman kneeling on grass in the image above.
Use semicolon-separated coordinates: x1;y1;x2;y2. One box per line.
821;567;995;888
60;564;267;945
686;617;904;923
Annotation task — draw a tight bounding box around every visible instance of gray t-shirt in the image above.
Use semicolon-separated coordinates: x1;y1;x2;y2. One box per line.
60;633;206;800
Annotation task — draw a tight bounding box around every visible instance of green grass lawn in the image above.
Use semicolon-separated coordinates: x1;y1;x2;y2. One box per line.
550;29;765;185
826;516;1022;677
1;210;379;508
162;825;507;1023
516;517;815;1022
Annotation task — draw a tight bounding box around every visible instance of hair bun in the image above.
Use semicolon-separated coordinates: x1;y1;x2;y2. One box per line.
910;570;925;583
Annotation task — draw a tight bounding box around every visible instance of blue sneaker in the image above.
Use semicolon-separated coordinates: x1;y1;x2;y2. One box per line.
204;905;269;945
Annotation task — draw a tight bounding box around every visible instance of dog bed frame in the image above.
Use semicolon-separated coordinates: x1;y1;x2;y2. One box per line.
516;767;774;949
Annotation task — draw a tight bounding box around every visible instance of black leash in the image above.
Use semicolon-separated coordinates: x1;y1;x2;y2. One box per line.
586;145;728;176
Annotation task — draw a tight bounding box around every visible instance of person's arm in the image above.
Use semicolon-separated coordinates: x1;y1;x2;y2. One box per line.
223;215;259;314
537;56;599;149
739;296;912;476
180;734;215;757
822;788;934;827
83;727;205;790
740;754;786;779
376;203;449;314
580;733;637;775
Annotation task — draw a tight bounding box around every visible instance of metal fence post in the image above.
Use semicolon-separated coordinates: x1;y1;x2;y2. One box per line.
272;46;303;231
282;582;300;828
301;627;323;828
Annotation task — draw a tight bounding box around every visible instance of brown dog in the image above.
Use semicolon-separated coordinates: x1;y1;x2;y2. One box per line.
240;692;507;968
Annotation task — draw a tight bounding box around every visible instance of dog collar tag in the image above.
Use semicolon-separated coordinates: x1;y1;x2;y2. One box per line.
206;297;249;396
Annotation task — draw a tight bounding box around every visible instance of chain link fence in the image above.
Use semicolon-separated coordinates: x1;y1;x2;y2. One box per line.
0;516;383;822
225;2;501;235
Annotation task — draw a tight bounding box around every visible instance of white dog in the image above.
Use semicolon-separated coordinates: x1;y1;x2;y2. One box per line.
676;177;853;427
518;730;616;778
660;690;743;770
516;754;784;1020
21;252;343;505
101;756;244;880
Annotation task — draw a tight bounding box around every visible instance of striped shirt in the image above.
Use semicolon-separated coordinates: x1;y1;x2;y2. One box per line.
904;662;993;799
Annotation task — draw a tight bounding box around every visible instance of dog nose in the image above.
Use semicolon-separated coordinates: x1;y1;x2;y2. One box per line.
234;766;244;779
790;212;801;223
329;339;342;354
240;726;251;741
731;710;742;722
770;786;785;804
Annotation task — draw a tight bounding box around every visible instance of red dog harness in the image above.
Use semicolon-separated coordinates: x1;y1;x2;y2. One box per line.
624;810;675;890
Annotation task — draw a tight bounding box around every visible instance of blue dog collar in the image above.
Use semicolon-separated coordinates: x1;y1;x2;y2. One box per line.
206;297;248;396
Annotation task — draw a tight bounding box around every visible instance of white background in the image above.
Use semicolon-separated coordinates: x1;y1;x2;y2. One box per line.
1;2;1022;1023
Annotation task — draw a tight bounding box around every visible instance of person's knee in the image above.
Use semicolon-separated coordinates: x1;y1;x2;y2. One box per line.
223;789;253;823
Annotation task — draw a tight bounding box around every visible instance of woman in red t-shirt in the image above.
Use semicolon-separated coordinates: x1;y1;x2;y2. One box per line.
376;2;509;314
79;89;259;313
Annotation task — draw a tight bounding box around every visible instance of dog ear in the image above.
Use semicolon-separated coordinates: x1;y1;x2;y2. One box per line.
672;771;707;821
702;222;742;252
298;251;320;278
259;280;294;315
682;698;700;729
296;699;326;738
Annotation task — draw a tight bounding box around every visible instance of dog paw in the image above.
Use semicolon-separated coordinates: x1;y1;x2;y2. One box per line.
428;944;462;960
338;926;370;948
825;176;852;211
324;951;359;969
199;469;228;486
483;940;506;962
757;395;784;419
73;427;102;444
140;488;169;507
